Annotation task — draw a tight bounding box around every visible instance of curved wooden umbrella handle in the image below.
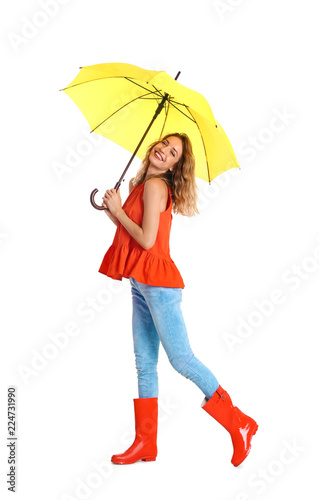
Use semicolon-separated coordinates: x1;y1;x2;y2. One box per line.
90;189;106;211
90;182;121;211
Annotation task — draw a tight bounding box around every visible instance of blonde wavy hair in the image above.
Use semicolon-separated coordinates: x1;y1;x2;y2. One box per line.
132;132;200;217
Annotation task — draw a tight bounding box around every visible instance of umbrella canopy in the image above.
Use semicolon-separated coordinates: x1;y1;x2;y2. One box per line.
61;62;240;186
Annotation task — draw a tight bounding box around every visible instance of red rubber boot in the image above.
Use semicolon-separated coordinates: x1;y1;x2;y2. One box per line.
111;397;158;465
201;385;258;466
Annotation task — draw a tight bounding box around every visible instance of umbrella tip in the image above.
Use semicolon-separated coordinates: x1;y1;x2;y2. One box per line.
175;71;181;81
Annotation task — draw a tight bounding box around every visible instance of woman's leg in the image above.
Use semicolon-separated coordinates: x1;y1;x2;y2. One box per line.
127;278;258;467
130;277;160;398
110;277;159;465
132;279;219;400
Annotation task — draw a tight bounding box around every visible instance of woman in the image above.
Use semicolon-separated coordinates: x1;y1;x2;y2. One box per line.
100;132;258;466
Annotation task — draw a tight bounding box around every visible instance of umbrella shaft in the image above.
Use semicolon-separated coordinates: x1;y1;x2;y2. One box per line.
114;92;169;190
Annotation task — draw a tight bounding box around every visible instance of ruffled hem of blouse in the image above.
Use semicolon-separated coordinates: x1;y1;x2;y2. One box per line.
98;244;185;288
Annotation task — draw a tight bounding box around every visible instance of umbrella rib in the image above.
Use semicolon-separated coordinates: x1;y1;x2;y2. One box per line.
150;84;165;98
185;105;211;183
138;97;165;100
61;75;163;96
91;90;163;133
61;75;142;91
158;97;170;139
168;100;196;123
125;78;163;98
169;98;189;107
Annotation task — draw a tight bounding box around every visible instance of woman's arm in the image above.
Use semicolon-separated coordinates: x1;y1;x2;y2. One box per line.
105;178;167;250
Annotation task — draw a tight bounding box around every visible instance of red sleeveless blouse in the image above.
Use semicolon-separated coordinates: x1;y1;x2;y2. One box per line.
98;180;185;288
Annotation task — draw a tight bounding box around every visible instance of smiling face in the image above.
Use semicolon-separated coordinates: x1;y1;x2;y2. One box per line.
147;136;183;176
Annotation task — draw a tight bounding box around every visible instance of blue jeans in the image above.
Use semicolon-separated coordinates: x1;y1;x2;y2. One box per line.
130;276;219;400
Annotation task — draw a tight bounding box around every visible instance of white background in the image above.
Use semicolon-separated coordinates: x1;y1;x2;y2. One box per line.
1;0;318;498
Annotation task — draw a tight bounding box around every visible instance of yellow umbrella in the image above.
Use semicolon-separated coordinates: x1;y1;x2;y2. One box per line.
61;62;240;209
